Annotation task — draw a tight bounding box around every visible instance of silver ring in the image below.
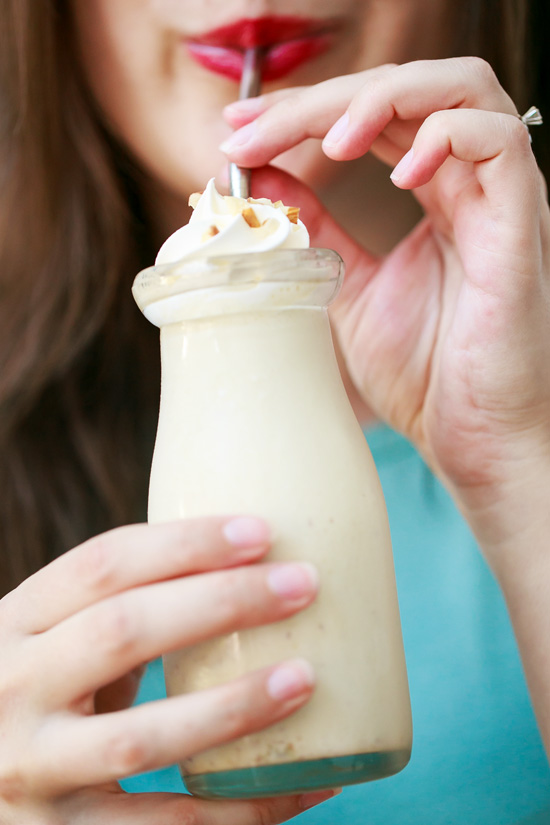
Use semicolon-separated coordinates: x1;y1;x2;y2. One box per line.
519;106;543;141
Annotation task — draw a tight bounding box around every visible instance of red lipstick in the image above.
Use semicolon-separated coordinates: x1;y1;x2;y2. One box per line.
187;16;340;82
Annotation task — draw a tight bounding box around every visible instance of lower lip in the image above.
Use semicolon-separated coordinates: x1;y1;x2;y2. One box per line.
186;34;334;82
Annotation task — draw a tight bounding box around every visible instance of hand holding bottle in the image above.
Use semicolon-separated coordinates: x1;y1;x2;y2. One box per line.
0;517;327;823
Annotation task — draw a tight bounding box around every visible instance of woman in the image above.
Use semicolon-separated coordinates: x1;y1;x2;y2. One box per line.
1;0;549;822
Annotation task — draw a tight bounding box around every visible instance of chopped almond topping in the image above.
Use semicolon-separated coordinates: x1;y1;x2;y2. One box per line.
242;206;261;228
201;225;219;242
285;206;300;224
190;190;300;227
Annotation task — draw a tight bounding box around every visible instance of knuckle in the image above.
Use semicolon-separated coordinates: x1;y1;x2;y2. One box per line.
210;571;263;629
0;762;27;805
91;597;136;657
167;809;201;825
177;810;202;825
465;55;497;86
76;532;117;592
356;72;384;102
249;800;277;825
377;61;398;73
507;116;532;151
209;575;243;624
218;682;257;739
277;92;307;125
425;109;447;129
170;520;210;565
103;727;149;776
0;744;43;808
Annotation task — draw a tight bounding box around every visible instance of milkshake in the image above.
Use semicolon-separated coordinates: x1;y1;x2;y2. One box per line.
132;180;412;798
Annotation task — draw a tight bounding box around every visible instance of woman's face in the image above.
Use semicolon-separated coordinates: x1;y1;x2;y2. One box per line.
72;0;454;205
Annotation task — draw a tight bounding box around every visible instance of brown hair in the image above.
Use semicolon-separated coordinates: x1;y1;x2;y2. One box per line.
0;0;160;592
460;0;549;173
0;0;548;596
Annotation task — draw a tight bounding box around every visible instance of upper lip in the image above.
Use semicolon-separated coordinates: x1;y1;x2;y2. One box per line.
190;15;342;50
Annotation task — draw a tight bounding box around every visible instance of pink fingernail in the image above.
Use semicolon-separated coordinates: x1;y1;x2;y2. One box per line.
223;517;269;549
300;788;343;809
390;147;415;182
219;121;257;154
322;112;350;148
267;563;318;601
267;659;315;701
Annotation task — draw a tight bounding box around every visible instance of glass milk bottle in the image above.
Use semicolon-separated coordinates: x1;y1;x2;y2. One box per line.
132;248;412;799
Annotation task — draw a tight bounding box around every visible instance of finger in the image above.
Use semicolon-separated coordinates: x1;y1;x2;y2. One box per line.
218;70;376;164
223;86;307;127
34;560;318;705
165;789;340;825
8;516;270;633
322;57;517;161
30;659;315;796
60;787;339;825
388;109;542;264
390;109;536;190
220;58;516;168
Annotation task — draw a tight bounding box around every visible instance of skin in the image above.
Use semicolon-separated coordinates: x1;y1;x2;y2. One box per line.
71;0;455;243
219;56;550;746
0;517;328;822
2;0;550;822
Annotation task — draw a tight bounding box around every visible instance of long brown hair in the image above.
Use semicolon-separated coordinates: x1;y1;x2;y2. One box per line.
460;0;549;173
0;0;160;592
0;0;548;596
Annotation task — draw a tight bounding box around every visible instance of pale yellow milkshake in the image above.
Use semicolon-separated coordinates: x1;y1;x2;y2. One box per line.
132;181;412;798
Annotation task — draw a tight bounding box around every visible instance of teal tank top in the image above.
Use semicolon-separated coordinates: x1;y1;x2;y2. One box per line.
121;426;550;823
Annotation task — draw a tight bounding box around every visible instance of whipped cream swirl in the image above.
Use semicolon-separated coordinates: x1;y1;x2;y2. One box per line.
155;178;309;265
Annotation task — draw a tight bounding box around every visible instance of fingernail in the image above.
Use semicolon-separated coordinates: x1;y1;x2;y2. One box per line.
322;112;350;148
219;122;257;154
390;147;415;182
267;563;319;601
267;658;315;701
223;517;270;550
300;788;342;810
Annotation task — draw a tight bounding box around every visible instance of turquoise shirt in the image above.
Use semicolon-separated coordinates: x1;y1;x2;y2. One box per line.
121;426;550;823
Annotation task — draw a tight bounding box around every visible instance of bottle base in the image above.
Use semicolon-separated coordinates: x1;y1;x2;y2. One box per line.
183;748;411;799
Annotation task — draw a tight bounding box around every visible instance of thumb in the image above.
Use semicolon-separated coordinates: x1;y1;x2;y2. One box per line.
250;165;379;307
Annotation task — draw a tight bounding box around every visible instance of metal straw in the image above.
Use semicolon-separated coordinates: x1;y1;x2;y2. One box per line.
229;47;263;198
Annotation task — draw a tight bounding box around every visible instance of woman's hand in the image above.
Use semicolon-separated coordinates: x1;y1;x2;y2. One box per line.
221;58;550;755
0;518;328;824
221;58;550;553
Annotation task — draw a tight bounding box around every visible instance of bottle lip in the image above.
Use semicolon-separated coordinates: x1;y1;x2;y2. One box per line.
132;248;345;325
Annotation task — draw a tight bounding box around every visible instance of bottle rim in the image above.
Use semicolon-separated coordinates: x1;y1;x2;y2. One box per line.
133;248;343;310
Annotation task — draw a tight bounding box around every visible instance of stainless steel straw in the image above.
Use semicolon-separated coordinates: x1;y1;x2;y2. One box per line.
229;47;263;198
